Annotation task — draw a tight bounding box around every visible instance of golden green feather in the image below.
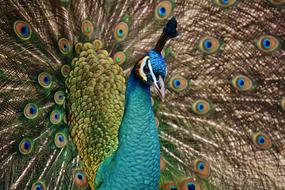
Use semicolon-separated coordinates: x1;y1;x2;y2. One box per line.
65;41;126;188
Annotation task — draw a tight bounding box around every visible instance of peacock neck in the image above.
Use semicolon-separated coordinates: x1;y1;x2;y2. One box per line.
118;68;155;140
110;67;160;189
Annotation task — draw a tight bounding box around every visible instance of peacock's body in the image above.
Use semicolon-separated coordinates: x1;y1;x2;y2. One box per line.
0;0;285;190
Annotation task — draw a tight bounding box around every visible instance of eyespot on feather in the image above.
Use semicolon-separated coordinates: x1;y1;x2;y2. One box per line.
194;159;210;178
212;0;239;8
50;110;62;125
168;75;188;92
255;35;281;53
81;20;94;37
58;38;72;55
19;138;34;155
38;72;52;89
198;36;222;54
14;20;32;40
252;132;272;150
113;51;127;65
192;100;211;115
54;132;67;148
31;181;46;190
61;65;71;77
24;103;39;119
267;0;285;6
114;22;129;42
160;182;178;190
72;169;88;188
179;178;201;190
231;75;253;92
54;91;65;105
155;1;174;20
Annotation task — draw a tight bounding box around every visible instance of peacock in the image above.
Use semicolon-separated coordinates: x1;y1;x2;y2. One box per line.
0;0;284;190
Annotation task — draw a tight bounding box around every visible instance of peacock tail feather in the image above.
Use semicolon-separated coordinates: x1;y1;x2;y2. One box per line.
0;0;284;190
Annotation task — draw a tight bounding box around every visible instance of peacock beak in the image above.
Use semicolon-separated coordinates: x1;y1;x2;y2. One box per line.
148;61;165;101
153;75;165;101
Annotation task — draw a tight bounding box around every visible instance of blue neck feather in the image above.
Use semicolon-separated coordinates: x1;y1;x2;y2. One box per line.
107;67;160;189
96;67;160;190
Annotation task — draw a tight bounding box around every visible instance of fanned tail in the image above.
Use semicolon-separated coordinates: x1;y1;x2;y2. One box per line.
0;0;178;189
155;1;285;189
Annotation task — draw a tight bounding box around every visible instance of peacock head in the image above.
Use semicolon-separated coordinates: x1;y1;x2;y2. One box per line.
135;17;178;100
135;50;167;99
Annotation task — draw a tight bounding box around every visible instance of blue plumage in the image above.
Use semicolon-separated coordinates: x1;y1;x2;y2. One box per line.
96;68;160;189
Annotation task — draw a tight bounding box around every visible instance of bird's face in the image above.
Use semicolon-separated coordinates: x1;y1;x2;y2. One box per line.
136;50;167;100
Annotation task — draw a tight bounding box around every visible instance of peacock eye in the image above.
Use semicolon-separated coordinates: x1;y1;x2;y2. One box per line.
179;178;201;190
136;56;151;82
72;169;88;188
268;0;285;6
14;20;32;40
194;159;210;178
31;181;46;190
212;0;239;8
143;60;150;74
252;132;272;150
255;35;281;53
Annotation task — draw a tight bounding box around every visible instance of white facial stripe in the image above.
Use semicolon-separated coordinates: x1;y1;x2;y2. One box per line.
138;57;148;81
148;61;157;84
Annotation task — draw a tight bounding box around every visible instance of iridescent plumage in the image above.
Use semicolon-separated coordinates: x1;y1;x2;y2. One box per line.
0;1;284;190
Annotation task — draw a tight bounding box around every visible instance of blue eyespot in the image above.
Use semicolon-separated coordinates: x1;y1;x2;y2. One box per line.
54;132;67;148
170;186;177;190
159;6;166;16
50;110;62;125
187;182;196;190
237;78;245;88
169;76;188;92
24;103;39;119
155;1;173;20
198;162;205;171
173;79;181;87
76;173;83;180
203;39;212;49
19;138;34;155
117;29;124;37
256;35;280;53
43;76;49;83
24;141;31;150
262;38;271;49
29;106;36;114
73;169;88;188
257;135;265;145
221;0;229;4
58;134;64;142
36;185;43;190
14;20;32;40
197;103;204;112
252;132;272;150
63;44;68;51
38;72;52;89
32;181;46;190
21;26;29;36
58;38;71;55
